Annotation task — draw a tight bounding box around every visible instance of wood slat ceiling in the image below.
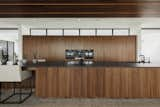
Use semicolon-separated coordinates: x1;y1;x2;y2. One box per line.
0;0;159;17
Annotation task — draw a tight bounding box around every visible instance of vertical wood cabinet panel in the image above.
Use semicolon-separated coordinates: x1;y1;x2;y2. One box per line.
103;37;112;62
119;68;132;98
23;36;136;62
131;68;141;98
36;37;47;60
82;67;105;98
69;67;82;97
35;67;48;98
81;68;88;97
104;68;112;97
47;67;58;97
139;68;160;98
104;68;133;98
126;37;137;61
154;68;160;98
110;68;121;98
47;37;57;61
96;67;105;97
35;67;160;98
87;67;97;98
57;67;70;97
94;37;104;61
104;67;160;98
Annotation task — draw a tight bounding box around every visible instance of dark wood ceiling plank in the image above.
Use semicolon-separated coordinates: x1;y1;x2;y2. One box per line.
0;0;159;17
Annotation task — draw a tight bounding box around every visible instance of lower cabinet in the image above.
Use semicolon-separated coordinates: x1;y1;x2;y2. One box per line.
104;68;160;98
35;67;160;98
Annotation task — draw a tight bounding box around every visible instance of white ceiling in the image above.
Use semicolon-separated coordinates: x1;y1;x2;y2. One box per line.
0;18;159;28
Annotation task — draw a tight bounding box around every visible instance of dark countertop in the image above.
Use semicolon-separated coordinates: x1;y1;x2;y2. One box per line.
22;61;160;68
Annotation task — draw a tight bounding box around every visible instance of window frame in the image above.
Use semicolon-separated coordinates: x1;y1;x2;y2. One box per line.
96;28;113;36
47;28;63;36
30;28;47;36
113;28;130;36
30;28;130;36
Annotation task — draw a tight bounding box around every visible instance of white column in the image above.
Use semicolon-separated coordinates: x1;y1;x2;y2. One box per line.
130;23;142;61
18;24;23;60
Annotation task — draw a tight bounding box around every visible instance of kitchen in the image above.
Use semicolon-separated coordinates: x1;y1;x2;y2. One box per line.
0;0;160;106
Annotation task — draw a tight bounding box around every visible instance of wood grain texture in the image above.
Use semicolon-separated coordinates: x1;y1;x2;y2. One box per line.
35;67;160;98
23;36;136;62
35;67;48;98
0;1;160;17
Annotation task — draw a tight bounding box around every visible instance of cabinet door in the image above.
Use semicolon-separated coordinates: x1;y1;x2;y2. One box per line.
57;67;70;98
136;68;160;98
104;67;160;98
110;68;121;98
104;68;112;97
95;67;105;97
81;68;88;97
104;67;136;98
87;67;97;98
131;68;146;98
47;67;58;97
151;68;160;98
35;67;48;98
120;68;133;98
69;67;82;98
86;67;105;98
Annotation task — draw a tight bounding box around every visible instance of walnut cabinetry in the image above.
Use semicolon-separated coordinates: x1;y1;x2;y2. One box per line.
23;36;136;62
35;67;160;98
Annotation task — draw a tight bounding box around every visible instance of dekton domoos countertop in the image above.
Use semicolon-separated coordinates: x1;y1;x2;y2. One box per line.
22;61;160;68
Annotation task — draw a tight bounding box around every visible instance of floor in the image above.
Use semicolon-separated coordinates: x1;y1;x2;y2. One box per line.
1;95;160;107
